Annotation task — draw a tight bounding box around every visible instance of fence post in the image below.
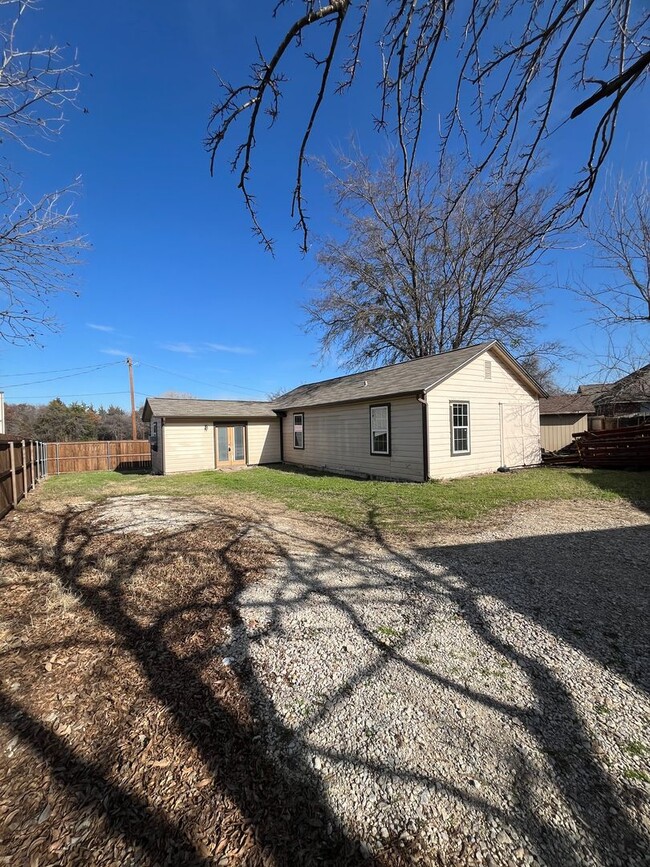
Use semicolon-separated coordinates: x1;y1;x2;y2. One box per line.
9;442;17;507
31;441;37;484
107;440;110;471
56;442;60;475
21;440;27;491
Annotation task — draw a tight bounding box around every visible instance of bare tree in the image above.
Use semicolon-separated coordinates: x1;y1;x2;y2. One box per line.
581;168;650;328
0;0;84;344
206;1;650;250
304;153;558;370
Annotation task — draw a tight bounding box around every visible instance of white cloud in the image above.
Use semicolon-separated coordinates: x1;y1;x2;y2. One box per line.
160;342;197;354
87;323;114;332
101;348;129;357
205;342;255;355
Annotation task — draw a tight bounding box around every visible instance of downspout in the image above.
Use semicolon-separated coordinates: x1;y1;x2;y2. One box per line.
161;417;166;476
418;393;429;482
278;414;284;463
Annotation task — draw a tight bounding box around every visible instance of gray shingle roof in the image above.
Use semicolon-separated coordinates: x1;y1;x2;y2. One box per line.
142;398;276;421
595;364;650;405
577;383;607;399
273;341;545;408
142;342;547;421
539;395;595;415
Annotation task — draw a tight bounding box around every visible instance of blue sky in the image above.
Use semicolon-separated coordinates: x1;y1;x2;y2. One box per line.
1;0;648;410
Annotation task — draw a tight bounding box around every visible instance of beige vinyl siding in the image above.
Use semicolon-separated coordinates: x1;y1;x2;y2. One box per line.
282;395;424;482
426;349;541;478
150;417;164;474
247;420;281;465
163;418;215;474
540;413;589;451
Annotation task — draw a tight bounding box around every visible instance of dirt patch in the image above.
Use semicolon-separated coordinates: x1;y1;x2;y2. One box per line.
92;494;218;536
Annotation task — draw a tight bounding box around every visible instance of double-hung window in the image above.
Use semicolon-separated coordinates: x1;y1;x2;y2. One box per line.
370;404;390;455
293;413;304;449
450;402;470;455
151;420;159;452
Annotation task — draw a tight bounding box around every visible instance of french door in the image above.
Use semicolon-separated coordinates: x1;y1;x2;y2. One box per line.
215;425;246;468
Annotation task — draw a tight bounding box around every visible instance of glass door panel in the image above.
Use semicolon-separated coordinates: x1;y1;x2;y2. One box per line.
233;426;245;461
217;426;229;462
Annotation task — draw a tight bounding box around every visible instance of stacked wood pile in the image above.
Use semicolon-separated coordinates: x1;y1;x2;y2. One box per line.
572;424;650;470
541;443;580;467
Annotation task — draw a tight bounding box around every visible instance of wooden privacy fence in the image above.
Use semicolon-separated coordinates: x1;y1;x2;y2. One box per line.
46;440;151;474
0;436;47;520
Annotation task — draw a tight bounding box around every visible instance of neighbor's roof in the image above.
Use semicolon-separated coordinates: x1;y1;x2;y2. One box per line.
539;394;595;415
273;341;546;409
595;363;650;405
142;398;276;421
577;383;607;398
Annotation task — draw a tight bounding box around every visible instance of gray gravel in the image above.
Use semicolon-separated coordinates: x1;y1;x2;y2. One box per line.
227;501;650;866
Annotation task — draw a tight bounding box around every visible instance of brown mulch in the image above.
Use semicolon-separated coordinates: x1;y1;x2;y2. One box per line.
0;501;395;867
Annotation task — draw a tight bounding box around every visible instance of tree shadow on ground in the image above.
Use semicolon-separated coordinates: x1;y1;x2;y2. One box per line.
236;512;649;866
1;500;649;866
0;505;367;866
563;468;650;513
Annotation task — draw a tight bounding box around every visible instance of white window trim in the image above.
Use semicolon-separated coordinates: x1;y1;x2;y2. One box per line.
450;401;471;456
370;404;391;456
293;413;304;449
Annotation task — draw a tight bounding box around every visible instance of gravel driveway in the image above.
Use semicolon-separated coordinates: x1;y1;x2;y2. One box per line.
228;500;650;866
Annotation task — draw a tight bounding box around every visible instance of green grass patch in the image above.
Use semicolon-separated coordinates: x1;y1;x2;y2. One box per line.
36;465;649;531
623;769;650;784
377;625;402;639
622;741;649;757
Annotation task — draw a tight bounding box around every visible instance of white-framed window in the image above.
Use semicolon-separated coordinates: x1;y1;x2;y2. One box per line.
151;420;159;452
293;413;304;449
450;402;470;455
370;404;390;455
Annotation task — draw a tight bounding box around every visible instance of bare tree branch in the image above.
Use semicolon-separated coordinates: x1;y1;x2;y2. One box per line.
304;152;559;369
0;178;87;344
579;167;650;329
207;1;649;248
0;0;84;343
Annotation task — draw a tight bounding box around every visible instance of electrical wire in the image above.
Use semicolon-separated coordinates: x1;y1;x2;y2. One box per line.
137;362;269;397
6;391;149;400
1;362;123;389
0;361;124;377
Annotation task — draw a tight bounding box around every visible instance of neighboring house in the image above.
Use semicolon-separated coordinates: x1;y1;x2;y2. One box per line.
142;341;546;481
538;395;595;451
590;364;650;424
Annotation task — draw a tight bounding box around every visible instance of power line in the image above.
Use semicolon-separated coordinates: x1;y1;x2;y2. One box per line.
4;391;149;400
138;362;269;396
1;362;123;389
0;361;123;377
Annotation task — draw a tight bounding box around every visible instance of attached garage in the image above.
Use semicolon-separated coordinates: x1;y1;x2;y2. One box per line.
142;399;281;475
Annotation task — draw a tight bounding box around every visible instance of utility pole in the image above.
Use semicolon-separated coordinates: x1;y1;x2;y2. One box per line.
126;357;137;440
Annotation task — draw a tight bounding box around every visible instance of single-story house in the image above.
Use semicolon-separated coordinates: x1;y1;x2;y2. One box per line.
142;341;547;481
538;394;595;451
590;363;650;424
